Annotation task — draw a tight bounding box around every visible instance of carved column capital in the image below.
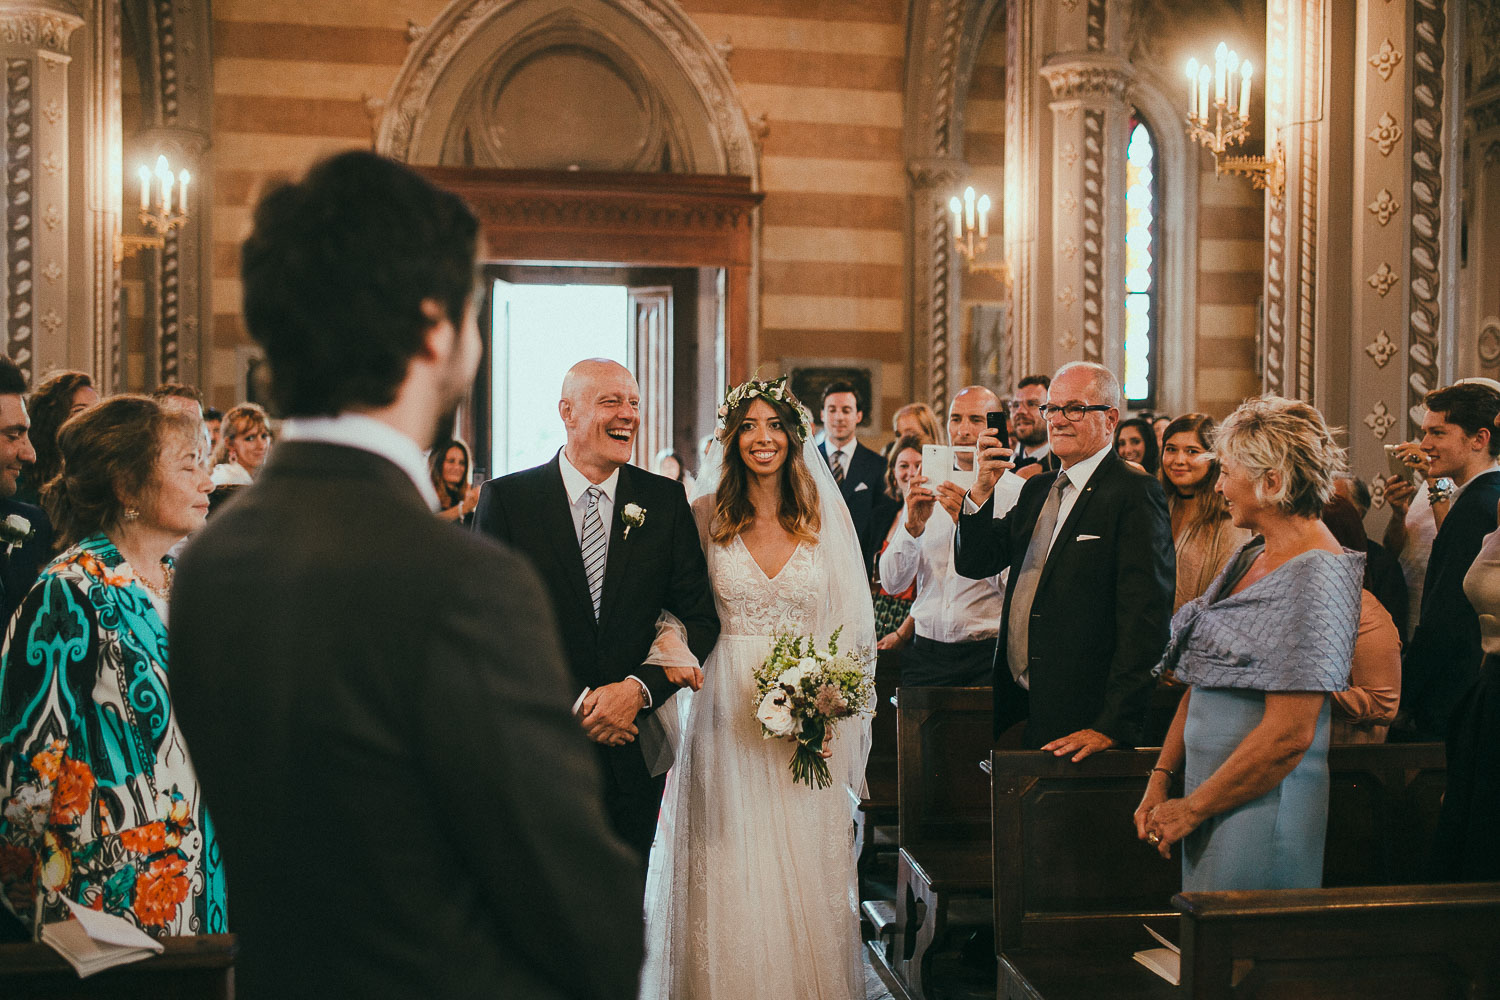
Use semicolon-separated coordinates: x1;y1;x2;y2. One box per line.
907;157;966;190
0;3;83;55
1039;54;1133;107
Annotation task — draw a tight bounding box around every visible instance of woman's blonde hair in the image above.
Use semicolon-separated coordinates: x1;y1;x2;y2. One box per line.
214;403;270;466
711;392;821;545
1214;395;1346;518
891;402;941;444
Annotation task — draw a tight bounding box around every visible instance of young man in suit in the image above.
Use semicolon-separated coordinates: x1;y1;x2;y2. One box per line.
1008;374;1060;474
0;354;51;626
818;379;886;568
952;362;1174;757
171;152;644;1000
1391;381;1500;741
474;359;719;860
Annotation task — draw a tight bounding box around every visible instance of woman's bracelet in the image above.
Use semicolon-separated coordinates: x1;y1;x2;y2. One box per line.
1150;766;1177;780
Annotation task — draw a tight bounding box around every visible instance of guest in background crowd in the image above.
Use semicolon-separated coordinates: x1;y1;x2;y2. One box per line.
172;151;643;999
818;380;885;568
1393;382;1500;741
1159;414;1250;611
14;370;97;506
1153;414;1172;449
1384;440;1440;638
1336;473;1409;643
1137;396;1363;890
1431;492;1500;880
872;434;922;645
203;406;223;454
1114;416;1160;475
211;402;272;487
880;390;1012;683
430;437;480;525
957;363;1174;754
0;356;51;627
0;395;224;937
1321;494;1402;743
891;401;941;445
152;382;203;415
1008;374;1058;474
653;447;695;495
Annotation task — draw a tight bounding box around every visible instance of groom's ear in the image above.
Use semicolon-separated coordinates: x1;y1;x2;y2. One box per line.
415;298;454;361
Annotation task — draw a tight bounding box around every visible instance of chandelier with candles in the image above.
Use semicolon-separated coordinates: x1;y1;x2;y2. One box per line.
1185;42;1284;200
116;154;191;262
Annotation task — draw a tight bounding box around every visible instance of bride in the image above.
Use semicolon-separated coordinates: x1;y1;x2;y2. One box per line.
640;377;876;999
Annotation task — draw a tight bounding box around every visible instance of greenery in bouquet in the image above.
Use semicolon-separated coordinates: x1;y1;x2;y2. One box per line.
752;627;875;788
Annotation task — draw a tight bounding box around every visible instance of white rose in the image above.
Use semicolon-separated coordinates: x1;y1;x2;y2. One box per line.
777;665;804;688
5;514;29;534
797;656;819;673
4;785;51;837
757;690;797;738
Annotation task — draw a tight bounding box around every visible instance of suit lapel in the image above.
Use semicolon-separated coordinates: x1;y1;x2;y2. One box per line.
597;465;636;632
1035;452;1114;596
540;458;595;619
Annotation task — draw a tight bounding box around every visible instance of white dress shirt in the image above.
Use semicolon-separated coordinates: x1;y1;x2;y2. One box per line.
556;451;651;707
882;471;1026;644
962;442;1112;560
280;414;440;510
1014;440;1052;464
824;438;857;475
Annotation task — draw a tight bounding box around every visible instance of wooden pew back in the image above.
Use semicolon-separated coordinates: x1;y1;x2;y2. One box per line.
1178;883;1500;998
865;649;902;806
896;686;994;846
0;934;236;999
990;741;1450;955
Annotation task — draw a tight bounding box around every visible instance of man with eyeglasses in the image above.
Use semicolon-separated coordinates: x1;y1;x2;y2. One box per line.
953;362;1174;759
1009;374;1060;474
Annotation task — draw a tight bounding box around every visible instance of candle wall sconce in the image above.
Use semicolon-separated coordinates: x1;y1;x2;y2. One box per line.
948;186;1011;285
116;154;191;263
1185;42;1284;201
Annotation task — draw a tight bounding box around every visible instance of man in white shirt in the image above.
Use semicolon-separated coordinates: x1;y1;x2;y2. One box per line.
880;385;1022;685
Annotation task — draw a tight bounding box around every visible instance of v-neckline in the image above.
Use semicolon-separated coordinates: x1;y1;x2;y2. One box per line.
737;534;802;582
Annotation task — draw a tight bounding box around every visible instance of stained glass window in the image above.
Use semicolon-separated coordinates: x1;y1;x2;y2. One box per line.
1124;114;1159;408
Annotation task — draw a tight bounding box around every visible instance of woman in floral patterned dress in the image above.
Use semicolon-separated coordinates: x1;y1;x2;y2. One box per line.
0;395;225;938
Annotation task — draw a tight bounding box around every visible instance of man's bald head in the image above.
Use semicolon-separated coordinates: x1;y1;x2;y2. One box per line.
559;358;641;481
948;385;1001;447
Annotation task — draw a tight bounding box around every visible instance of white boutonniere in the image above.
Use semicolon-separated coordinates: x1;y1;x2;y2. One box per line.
0;513;33;556
621;503;646;540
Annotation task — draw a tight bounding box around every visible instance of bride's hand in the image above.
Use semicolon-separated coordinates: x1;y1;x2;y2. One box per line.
664;665;704;691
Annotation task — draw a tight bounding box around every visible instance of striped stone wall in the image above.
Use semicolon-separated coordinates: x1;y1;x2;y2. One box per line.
1194;158;1263;416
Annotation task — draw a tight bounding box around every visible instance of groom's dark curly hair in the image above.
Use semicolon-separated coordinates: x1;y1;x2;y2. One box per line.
240;151;479;418
711;391;821;547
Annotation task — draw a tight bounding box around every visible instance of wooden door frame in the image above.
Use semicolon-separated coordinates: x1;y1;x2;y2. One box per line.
416;166;762;461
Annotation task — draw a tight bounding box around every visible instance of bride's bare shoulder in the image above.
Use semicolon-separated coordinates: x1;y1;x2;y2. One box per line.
690;494;718;545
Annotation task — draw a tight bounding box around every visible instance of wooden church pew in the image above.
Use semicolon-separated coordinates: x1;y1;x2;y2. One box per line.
0;933;236;1000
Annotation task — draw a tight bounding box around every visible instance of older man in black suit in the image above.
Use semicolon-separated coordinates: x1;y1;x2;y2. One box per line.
953;361;1174;758
0;354;51;626
171;152;643;1000
475;358;719;860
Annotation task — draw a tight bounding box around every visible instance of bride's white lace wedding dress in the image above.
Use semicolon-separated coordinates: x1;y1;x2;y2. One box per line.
639;520;870;999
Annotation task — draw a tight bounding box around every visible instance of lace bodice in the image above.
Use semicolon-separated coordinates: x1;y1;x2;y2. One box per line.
709;536;823;637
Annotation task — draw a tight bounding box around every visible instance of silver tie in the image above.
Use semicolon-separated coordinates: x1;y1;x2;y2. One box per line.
581;486;606;620
1006;470;1070;688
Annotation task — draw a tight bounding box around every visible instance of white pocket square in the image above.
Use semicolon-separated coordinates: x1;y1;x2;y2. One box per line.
1075;534;1101;541
854;482;869;492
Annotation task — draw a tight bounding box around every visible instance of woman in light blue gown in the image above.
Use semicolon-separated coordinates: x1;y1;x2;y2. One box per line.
1134;396;1363;890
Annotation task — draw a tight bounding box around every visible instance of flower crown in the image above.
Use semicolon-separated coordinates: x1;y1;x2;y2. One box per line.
716;375;813;443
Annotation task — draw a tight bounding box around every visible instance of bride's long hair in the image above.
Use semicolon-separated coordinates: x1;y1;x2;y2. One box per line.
711;392;821;545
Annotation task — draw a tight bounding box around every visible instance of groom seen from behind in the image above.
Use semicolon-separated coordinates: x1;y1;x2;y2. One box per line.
475;359;720;860
171;152;644;1000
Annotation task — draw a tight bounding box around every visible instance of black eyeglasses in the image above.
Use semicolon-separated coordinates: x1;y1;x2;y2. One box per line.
1039;403;1113;422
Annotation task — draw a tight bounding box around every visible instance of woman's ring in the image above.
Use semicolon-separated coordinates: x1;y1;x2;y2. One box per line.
1146;832;1162;846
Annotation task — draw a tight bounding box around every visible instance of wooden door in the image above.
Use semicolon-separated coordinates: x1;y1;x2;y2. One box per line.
628;285;672;470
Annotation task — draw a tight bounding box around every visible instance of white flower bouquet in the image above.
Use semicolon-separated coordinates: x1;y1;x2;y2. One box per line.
752;628;874;789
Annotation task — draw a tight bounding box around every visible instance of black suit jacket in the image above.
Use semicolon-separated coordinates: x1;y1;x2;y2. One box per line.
171;443;644;1000
1012;446;1062;475
1402;468;1500;739
820;440;886;568
0;498;53;626
954;449;1174;747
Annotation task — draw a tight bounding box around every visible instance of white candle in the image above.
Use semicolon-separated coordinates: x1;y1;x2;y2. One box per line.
1226;51;1238;115
1215;43;1227;106
964;186;976;230
177;169;190;215
138;166;150;211
949;195;962;235
1186;59;1199;118
1239;61;1253;122
162;171;173;215
977;194;991;239
1198;66;1211;121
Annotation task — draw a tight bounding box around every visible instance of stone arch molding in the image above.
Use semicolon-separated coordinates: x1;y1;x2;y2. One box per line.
375;0;758;185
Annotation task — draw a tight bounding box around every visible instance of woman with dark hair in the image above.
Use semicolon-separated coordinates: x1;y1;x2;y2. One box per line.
14;370;98;505
1159;413;1251;610
429;438;479;524
653;447;695;495
873;434;923;646
1136;396;1363;891
642;376;874;999
0;396;225;937
212;403;272;487
1114;415;1160;474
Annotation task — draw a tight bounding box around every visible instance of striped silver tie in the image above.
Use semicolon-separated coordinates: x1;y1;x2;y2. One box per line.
581;486;606;620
